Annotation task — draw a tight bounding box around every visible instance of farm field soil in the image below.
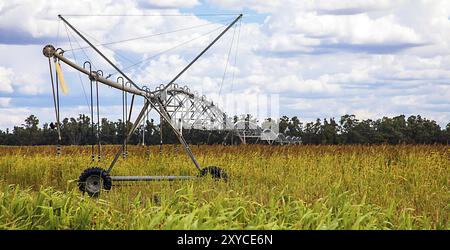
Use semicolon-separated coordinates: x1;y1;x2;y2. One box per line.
0;144;448;229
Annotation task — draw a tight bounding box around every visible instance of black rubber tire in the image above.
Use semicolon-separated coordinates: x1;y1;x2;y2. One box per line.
198;166;228;182
78;167;112;197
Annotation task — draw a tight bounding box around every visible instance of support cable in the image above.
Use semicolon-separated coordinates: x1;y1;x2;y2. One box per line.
47;58;61;155
122;80;127;159
110;24;226;78
145;108;150;159
218;23;237;99
63;14;239;17
163;14;242;91
65;23;101;72
160;112;163;154
230;19;242;94
79;31;135;65
59;15;142;92
125;83;128;158
54;19;62;156
96;79;101;161
55;60;62;155
89;69;95;161
66;17;233;52
63;23;91;108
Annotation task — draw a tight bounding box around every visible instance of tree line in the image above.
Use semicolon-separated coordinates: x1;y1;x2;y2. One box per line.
0;114;449;145
279;114;450;145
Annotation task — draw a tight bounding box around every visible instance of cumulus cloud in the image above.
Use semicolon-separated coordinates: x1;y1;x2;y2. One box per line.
261;7;424;56
208;0;396;15
1;0;450;130
207;0;284;13
0;45;48;95
138;0;200;9
0;97;11;107
312;0;396;15
0;67;14;93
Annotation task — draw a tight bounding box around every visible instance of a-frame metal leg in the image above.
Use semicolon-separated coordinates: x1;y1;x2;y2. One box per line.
106;101;151;173
106;97;202;174
152;99;202;171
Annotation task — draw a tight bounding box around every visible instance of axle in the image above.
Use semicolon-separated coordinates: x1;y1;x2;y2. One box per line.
111;176;196;181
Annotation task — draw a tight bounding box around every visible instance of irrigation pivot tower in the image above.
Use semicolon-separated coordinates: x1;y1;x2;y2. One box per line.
43;14;242;197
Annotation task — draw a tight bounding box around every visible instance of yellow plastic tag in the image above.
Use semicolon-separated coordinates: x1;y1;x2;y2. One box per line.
54;61;68;95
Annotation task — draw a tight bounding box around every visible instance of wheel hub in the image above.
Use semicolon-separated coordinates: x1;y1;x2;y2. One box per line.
85;175;101;195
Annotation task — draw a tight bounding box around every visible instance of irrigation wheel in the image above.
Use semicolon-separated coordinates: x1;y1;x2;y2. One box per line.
199;166;228;182
78;167;112;197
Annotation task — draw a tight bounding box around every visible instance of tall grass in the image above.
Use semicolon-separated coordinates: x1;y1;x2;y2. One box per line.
0;145;448;229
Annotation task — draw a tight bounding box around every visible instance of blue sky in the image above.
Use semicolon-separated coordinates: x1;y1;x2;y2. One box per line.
0;0;450;129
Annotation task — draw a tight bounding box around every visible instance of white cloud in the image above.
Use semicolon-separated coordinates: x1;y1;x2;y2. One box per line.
138;0;200;8
0;67;14;93
259;74;341;95
207;0;284;13
0;45;48;95
311;0;396;15
208;0;396;14
262;10;423;54
0;97;11;107
296;13;420;45
1;0;450;130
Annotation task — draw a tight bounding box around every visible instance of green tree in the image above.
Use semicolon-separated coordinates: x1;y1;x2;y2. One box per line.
339;114;363;144
321;118;339;144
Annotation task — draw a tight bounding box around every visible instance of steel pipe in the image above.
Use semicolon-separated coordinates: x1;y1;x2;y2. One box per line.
43;45;149;97
111;175;197;181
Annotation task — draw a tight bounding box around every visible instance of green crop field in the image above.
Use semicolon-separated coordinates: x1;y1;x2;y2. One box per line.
0;145;448;229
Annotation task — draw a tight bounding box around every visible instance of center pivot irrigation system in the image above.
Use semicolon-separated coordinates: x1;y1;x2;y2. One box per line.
43;13;243;197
